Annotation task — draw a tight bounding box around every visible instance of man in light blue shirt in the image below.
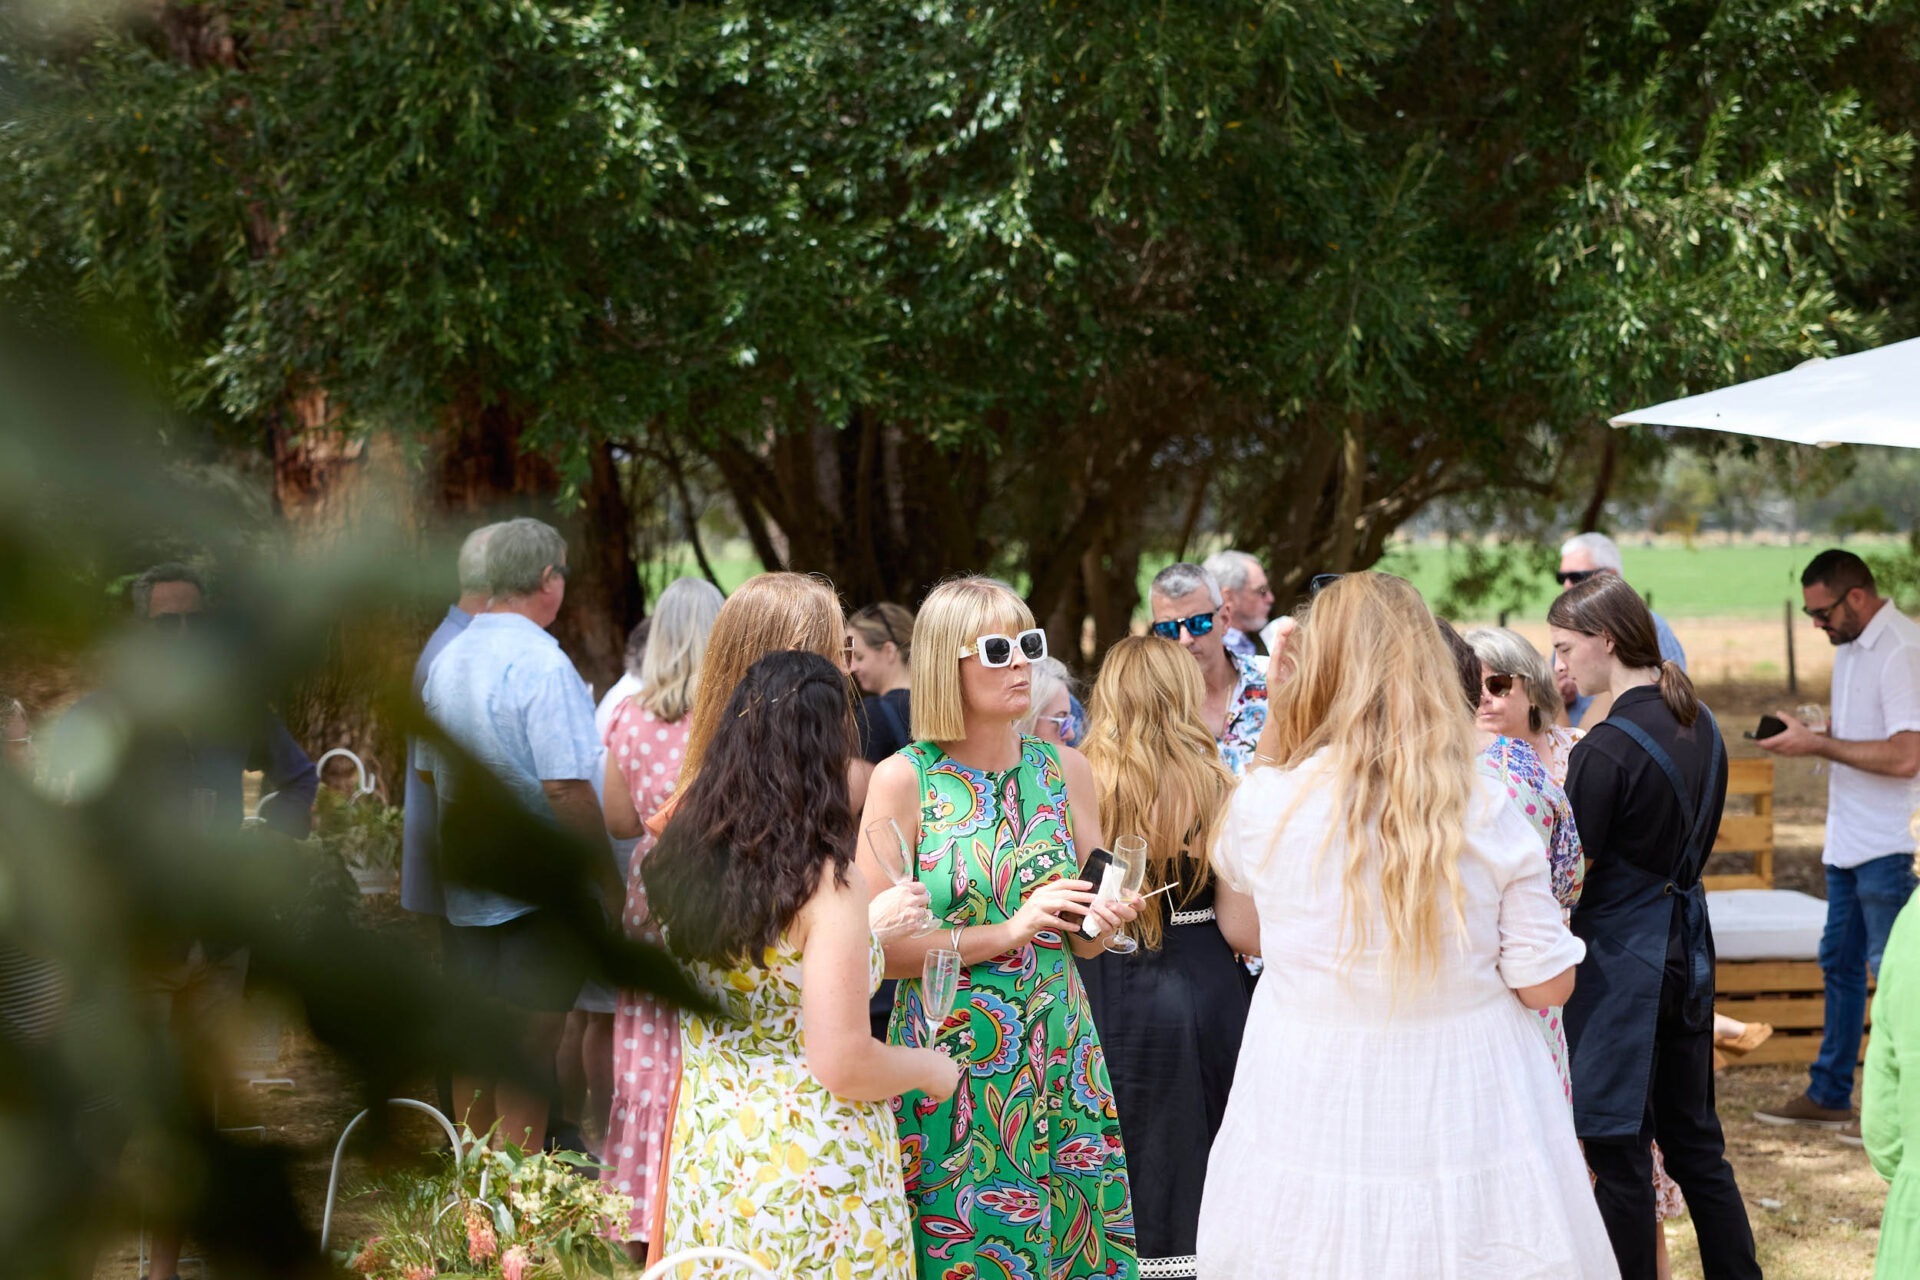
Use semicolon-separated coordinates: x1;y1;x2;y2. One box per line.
401;523;498;918
1559;533;1681;729
421;517;611;1148
1204;549;1274;659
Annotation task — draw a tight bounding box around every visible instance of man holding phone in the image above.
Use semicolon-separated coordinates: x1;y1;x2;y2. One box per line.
1755;550;1920;1137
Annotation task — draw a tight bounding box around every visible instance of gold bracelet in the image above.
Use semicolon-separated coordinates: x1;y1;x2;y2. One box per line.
949;924;964;954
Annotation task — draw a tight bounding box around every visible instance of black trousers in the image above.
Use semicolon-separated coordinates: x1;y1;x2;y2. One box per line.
1584;967;1761;1280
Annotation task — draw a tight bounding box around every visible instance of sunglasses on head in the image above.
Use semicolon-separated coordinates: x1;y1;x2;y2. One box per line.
1308;573;1343;596
1483;673;1523;698
960;628;1048;668
1149;611;1217;642
1555;568;1601;587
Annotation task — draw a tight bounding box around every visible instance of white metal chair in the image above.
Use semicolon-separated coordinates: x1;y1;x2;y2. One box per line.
318;1097;466;1250
638;1246;780;1279
314;746;379;800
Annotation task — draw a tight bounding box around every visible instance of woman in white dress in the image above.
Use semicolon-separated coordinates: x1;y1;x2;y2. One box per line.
1195;572;1618;1279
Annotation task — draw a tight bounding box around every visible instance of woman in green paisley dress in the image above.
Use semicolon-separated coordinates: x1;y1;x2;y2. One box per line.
859;577;1140;1280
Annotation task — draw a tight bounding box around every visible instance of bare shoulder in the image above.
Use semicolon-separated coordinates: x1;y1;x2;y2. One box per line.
794;860;868;947
868;753;920;805
1054;742;1096;791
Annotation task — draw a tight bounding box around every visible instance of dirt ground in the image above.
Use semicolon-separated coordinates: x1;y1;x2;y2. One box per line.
87;650;1894;1279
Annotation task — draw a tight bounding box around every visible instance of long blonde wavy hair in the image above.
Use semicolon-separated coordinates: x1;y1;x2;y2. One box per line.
679;572;846;785
1084;636;1236;950
1263;572;1475;990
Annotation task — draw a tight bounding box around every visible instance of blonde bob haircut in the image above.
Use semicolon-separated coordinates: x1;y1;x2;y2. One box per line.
911;577;1036;742
1263;571;1476;992
638;576;727;723
1085;636;1235;950
680;572;846;785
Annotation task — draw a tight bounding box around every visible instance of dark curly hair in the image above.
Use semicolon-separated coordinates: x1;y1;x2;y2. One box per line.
642;649;858;968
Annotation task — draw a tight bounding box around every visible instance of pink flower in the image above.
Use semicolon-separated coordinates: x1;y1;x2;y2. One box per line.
501;1245;532;1280
405;1269;437;1280
465;1202;498;1263
346;1238;383;1274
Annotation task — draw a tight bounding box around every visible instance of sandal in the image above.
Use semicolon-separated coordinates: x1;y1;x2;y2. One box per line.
1716;1021;1774;1056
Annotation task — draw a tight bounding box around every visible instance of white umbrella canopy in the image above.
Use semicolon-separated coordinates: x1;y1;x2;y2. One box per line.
1609;335;1920;448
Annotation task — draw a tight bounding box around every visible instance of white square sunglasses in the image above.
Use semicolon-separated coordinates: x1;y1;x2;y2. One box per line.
957;627;1048;668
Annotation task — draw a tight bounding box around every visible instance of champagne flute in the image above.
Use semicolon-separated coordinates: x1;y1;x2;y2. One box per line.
1798;704;1830;775
866;818;938;937
921;947;962;1050
1097;835;1149;955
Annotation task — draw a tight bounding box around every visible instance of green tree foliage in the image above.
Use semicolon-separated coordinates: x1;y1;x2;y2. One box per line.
3;0;1915;647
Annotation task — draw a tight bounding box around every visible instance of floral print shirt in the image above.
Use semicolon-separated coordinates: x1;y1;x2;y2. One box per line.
1216;649;1270;778
1479;734;1584;915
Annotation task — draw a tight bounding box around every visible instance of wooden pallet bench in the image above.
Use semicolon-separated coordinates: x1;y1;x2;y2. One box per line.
1696;757;1872;1066
1714;958;1868;1067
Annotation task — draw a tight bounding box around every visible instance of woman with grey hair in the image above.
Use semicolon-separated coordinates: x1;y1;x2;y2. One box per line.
1013;656;1079;748
1462;627;1586;1111
1466;627;1569;777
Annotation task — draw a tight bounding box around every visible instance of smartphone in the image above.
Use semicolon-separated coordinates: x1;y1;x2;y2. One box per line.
1744;714;1788;741
1077;847;1116;938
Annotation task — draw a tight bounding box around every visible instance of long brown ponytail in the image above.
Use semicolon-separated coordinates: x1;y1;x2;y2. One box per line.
1547;575;1700;726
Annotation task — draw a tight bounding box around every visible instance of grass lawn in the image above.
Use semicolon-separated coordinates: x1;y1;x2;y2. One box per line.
1374;541;1892;622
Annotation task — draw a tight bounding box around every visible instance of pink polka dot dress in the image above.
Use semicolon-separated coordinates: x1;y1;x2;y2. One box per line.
602;697;689;1242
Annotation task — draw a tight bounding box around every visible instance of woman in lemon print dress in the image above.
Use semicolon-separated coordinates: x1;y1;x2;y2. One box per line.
644;650;960;1277
859;577;1141;1280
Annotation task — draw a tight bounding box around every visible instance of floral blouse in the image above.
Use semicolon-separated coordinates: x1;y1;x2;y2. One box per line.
1216;649;1270;777
1479;734;1584;915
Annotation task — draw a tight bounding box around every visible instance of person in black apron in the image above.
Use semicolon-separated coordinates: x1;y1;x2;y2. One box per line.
1549;575;1761;1280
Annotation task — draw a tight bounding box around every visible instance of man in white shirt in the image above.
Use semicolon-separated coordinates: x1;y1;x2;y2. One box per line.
1754;550;1920;1134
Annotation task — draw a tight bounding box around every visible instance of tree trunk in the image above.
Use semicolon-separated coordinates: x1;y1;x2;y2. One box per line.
1579;425;1618;533
710;409;994;609
270;395;419;798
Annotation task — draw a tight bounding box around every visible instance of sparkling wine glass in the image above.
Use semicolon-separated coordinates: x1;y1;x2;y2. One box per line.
1798;704;1830;775
866;818;939;937
1096;835;1149;954
921;947;961;1049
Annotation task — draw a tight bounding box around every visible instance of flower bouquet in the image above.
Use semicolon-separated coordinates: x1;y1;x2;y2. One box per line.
340;1128;635;1279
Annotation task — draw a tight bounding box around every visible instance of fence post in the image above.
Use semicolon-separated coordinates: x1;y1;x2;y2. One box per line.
1786;599;1798;696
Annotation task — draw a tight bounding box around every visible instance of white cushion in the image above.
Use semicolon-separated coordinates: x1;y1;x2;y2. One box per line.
1706;889;1827;961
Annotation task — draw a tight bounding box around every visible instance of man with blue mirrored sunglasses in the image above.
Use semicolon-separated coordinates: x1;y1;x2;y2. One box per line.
1146;562;1268;777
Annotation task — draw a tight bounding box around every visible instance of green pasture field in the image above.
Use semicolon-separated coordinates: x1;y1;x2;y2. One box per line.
644;538;1890;623
1374;541;1877;622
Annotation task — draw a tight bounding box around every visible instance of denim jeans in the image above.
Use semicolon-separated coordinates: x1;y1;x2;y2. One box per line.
1809;852;1919;1109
